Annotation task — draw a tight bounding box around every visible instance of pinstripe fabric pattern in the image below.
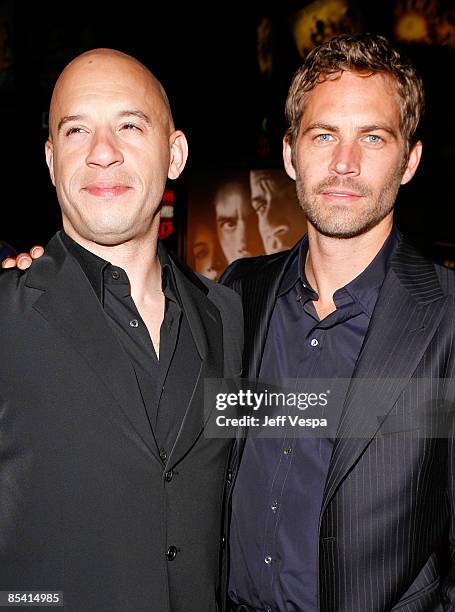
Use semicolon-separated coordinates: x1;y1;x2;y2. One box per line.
221;244;298;379
222;235;455;611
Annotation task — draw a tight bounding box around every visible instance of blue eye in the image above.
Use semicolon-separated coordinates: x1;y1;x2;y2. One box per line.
366;135;382;144
317;134;333;142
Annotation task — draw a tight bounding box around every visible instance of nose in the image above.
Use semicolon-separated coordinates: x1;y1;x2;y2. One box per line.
207;251;225;280
85;129;124;168
329;142;360;176
235;221;249;255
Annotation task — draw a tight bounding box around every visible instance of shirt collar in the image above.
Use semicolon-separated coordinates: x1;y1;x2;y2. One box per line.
278;234;315;300
278;226;400;317
60;230;180;306
337;226;399;316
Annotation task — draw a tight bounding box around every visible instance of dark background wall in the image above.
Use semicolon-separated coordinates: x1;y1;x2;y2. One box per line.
1;0;454;262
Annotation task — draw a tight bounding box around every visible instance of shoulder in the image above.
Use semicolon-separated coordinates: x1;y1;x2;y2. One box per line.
221;250;291;289
434;262;455;295
165;248;243;337
198;273;242;305
0;233;70;307
166;246;242;311
0;266;43;331
197;274;244;376
393;235;455;297
165;245;242;312
0;266;25;299
197;274;243;327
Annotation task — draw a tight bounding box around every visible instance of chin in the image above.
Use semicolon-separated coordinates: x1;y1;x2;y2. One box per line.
71;224;134;246
310;205;393;238
314;219;387;239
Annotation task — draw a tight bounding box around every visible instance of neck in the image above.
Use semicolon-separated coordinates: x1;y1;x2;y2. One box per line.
65;223;163;303
305;216;393;314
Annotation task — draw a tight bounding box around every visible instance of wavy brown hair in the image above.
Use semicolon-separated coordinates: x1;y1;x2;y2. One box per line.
285;33;424;162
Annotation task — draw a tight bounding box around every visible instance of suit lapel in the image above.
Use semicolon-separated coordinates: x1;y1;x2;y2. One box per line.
321;238;448;515
165;255;224;468
27;234;160;461
241;245;299;379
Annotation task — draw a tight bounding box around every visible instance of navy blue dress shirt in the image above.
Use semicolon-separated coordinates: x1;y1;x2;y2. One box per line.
229;228;398;611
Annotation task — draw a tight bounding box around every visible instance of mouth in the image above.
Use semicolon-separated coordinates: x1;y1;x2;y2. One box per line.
82;183;132;198
317;182;366;201
321;190;362;199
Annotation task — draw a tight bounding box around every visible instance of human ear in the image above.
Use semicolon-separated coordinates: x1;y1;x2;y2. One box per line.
168;131;188;180
283;136;296;181
45;140;56;187
401;140;423;185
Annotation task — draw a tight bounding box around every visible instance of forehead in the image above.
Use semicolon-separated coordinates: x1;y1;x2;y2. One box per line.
216;191;251;216
51;55;166;125
301;71;401;127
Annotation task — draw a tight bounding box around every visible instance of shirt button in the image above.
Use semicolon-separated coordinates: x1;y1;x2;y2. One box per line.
159;448;167;462
164;470;173;482
111;270;120;280
265;607;272;612
129;319;139;328
166;545;178;561
310;338;319;347
271;500;279;511
264;555;272;565
283;447;292;455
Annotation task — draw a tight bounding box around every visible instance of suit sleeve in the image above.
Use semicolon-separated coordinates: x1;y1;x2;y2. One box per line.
441;294;455;608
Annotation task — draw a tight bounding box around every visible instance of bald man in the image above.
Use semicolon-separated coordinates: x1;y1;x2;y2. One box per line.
0;49;242;611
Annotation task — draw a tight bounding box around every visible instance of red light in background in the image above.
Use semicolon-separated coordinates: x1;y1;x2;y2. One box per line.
159;189;175;239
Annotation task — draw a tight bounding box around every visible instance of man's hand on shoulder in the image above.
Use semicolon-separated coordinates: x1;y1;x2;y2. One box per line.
1;246;45;270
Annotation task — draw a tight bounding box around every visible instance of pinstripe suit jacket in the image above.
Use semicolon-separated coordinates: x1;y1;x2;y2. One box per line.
222;234;455;612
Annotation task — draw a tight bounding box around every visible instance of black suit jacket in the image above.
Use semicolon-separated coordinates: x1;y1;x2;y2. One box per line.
222;235;455;612
0;232;243;612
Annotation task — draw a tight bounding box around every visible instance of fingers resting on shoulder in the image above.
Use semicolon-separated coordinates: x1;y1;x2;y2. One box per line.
1;246;44;270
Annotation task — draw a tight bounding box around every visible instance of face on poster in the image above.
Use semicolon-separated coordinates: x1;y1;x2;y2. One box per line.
186;169;307;279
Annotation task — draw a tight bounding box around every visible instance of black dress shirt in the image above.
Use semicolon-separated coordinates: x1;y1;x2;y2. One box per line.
229;228;399;611
61;231;199;456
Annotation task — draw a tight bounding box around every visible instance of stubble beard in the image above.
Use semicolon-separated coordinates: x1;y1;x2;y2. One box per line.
295;170;403;239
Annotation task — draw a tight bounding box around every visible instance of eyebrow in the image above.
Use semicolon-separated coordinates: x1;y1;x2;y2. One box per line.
57;115;85;133
57;109;152;133
193;242;209;251
117;110;152;125
216;214;238;223
302;122;398;138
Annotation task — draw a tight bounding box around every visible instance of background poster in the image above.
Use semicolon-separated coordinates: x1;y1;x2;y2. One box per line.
186;168;307;280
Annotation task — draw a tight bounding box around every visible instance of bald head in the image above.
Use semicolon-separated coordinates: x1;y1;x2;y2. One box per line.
48;48;174;140
44;46;188;249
